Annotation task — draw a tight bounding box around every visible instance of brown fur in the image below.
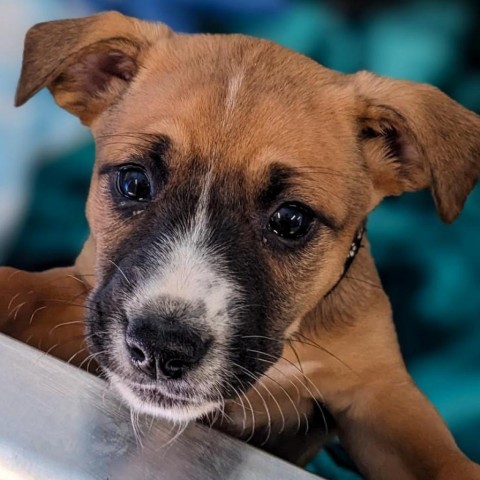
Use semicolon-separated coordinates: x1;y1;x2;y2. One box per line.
2;11;480;479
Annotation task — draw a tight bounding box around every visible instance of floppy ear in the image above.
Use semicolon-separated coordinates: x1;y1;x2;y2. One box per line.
15;11;172;125
352;71;480;223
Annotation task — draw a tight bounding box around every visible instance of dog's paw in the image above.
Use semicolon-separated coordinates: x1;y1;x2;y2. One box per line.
0;266;93;368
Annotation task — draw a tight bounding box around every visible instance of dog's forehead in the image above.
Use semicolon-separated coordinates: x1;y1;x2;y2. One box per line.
99;36;352;158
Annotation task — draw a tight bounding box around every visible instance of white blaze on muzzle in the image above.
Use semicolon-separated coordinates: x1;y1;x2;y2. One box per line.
125;173;239;340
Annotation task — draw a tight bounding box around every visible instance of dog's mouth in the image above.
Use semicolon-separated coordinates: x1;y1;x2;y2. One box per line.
109;372;223;421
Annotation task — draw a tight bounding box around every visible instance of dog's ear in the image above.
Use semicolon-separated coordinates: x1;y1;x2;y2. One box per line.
352;71;480;223
15;11;172;125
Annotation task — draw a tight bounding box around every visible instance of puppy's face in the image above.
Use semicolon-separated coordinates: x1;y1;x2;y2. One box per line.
16;12;480;421
85;36;369;420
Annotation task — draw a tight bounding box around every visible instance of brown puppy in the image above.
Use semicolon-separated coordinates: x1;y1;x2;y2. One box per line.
2;11;480;479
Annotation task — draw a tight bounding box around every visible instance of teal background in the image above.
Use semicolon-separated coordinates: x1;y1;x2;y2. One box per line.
1;1;479;478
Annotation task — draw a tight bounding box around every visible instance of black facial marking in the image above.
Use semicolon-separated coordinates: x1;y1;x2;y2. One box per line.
147;135;172;167
87;159;286;405
259;163;341;234
258;163;294;208
99;135;171;174
204;174;283;393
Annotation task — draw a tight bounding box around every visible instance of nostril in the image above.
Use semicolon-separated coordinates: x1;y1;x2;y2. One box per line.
129;344;147;364
162;358;192;379
126;336;150;367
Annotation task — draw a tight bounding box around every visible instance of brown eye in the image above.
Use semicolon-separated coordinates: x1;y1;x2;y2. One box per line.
268;202;314;240
117;166;151;201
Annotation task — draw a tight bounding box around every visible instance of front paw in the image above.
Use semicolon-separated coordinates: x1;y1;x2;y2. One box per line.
0;266;92;369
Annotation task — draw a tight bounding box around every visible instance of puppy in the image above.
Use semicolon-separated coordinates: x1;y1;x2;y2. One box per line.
2;11;480;479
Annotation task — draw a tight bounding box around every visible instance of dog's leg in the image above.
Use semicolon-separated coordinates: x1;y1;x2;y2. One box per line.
334;372;480;480
0;266;93;370
286;248;480;479
285;325;480;479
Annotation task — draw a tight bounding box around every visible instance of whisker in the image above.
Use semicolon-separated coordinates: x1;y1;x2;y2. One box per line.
246;360;297;433
78;351;106;370
7;292;21;311
29;305;47;325
290;370;329;436
227;383;248;433
45;343;60;356
247;350;302;434
130;408;144;449
163;420;188;450
67;347;88;365
33;343;60;364
66;274;91;287
288;340;304;374
7;269;22;282
108;259;132;286
257;375;286;435
232;362;272;446
231;372;257;443
293;332;358;375
49;320;84;335
11;301;28;320
38;299;99;313
250;348;329;435
242;333;357;375
303;412;310;435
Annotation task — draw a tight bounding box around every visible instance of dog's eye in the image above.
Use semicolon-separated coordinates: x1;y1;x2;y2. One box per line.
268;202;314;240
117;166;151;201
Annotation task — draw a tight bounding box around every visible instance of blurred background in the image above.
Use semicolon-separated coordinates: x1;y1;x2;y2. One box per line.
1;0;479;478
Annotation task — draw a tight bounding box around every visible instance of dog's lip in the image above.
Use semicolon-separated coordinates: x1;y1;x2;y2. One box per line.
127;380;202;403
111;374;217;406
131;385;199;407
110;373;222;420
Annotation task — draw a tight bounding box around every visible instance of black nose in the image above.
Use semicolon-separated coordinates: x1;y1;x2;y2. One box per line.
125;317;211;380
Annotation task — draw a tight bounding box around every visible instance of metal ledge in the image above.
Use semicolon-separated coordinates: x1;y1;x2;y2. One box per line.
0;334;319;480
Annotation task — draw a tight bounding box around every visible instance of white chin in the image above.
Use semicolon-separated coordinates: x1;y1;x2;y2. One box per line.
112;377;220;422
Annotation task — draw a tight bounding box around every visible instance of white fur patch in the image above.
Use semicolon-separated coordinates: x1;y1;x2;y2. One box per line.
224;71;244;121
125;173;238;339
111;374;220;422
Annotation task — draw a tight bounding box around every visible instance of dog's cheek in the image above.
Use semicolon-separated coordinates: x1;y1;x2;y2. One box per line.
217;264;287;391
261;250;320;331
84;276;128;368
266;229;357;333
84;293;109;359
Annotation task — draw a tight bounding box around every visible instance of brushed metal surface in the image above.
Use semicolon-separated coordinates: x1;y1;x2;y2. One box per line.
0;334;320;480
